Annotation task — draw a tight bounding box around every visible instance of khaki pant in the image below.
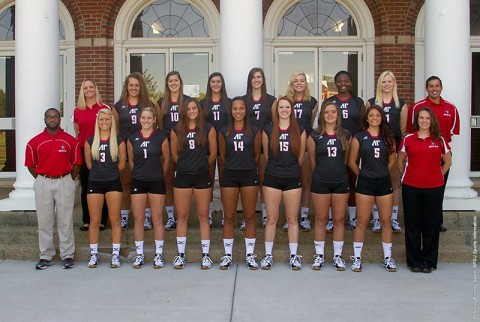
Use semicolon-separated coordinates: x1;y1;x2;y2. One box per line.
33;175;76;260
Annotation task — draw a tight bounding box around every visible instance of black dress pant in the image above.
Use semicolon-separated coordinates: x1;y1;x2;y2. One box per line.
402;184;443;269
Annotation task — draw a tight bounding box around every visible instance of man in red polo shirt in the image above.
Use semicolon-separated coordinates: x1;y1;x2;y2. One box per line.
25;108;82;270
406;76;460;232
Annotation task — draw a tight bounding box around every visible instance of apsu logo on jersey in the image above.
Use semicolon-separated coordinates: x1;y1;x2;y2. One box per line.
429;140;439;149
58;144;67;153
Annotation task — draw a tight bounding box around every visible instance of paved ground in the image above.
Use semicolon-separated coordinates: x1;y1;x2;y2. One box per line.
0;259;476;322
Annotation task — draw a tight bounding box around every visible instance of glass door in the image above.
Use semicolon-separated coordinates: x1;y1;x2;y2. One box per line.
274;49;317;98
471;51;480;173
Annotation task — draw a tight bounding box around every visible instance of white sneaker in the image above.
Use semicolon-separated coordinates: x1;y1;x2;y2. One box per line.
371;219;382;232
144;216;152;230
133;254;144;269
312;254;325;270
282;221;289;232
350;256;362;272
325;219;333;232
391;219;402;232
239;219;246;231
111;254;121;268
219;254;233;270
121;216;128;230
300;218;311;232
347;218;357;231
246;253;258;270
153;253;164;269
260;254;273;270
333;256;346;271
383;257;397;272
290;254;302;270
88;253;99;268
173;254;186;269
164;217;176;231
201;254;213;270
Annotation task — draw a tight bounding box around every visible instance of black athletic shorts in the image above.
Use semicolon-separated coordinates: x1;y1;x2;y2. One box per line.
87;179;123;194
130;179;166;195
174;171;212;189
311;180;350;194
220;169;260;188
355;176;393;196
262;174;301;191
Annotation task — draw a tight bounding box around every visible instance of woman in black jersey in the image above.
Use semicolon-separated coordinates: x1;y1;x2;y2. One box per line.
260;97;306;271
366;71;408;233
113;72;154;231
324;71;365;231
200;72;230;228
244;67;276;229
307;102;350;271
218;97;261;270
283;71;318;232
127;107;170;269
348;105;396;273
85;108;126;268
170;98;217;270
156;71;190;231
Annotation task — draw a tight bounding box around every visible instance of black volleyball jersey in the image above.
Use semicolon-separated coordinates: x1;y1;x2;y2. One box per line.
354;130;390;178
174;123;213;175
157;95;191;138
368;97;405;142
220;125;259;171
114;101;142;141
86;135;123;182
293;97;317;135
200;98;230;132
128;130;166;181
264;123;303;178
324;94;364;135
311;131;351;183
245;94;276;131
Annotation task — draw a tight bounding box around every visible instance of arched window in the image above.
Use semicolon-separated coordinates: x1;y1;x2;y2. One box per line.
264;0;374;101
114;0;219;101
0;1;75;174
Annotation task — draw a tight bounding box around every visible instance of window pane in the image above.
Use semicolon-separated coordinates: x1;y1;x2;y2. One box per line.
276;51;316;98
0;6;14;41
130;53;167;102
278;0;357;37
0;56;15;118
59;55;64;116
472;0;480;36
131;0;209;38
322;51;358;100
0;130;15;172
173;52;209;99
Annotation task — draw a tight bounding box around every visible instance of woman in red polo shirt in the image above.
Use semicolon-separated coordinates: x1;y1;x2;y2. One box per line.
397;107;451;273
73;79;111;231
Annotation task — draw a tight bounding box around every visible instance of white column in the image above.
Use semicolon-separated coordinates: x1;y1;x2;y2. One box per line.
424;0;480;210
0;0;59;210
220;0;263;97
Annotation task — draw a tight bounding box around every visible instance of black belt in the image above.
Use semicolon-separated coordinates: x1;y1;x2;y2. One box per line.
38;173;70;179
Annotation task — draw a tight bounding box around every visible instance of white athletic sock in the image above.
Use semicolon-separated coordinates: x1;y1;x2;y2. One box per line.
145;208;151;219
223;238;234;255
328;208;332;221
261;203;267;220
348;207;356;222
112;243;121;256
121;209;129;220
155;240;164;254
176;237;186;254
382;242;392;259
353;242;363;258
314;240;325;256
135;241;144;255
166;206;175;220
201;240;210;255
289;243;298;256
209;202;213;220
245;238;256;255
300;207;309;219
90;243;98;254
333;240;344;257
265;241;274;255
392;206;399;220
372;204;379;220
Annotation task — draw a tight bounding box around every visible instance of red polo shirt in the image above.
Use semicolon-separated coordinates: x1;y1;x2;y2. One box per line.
25;128;82;176
399;132;449;188
406;96;460;144
73;102;110;147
